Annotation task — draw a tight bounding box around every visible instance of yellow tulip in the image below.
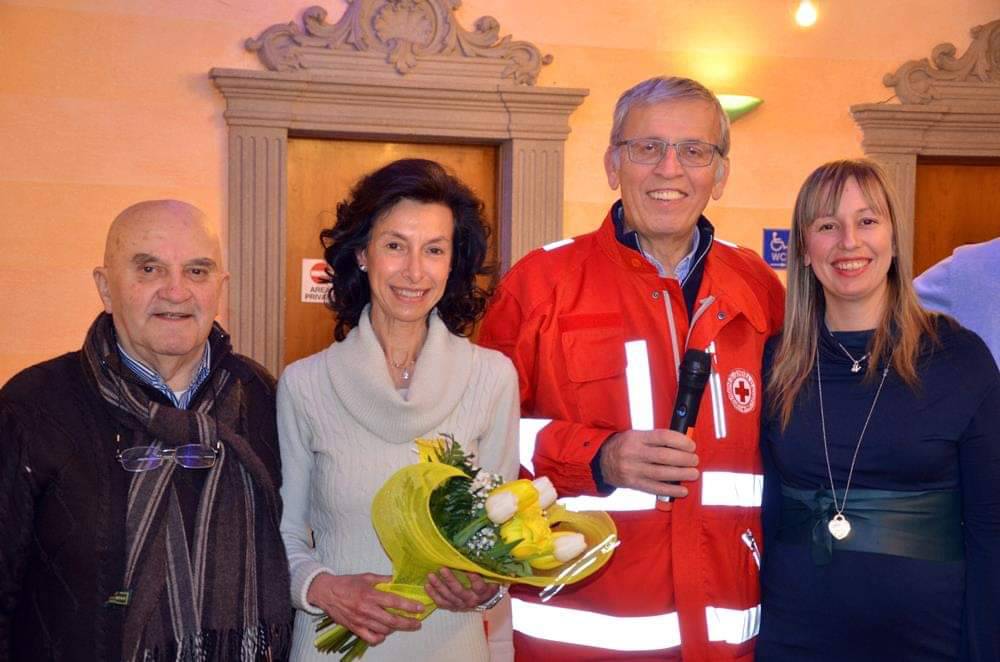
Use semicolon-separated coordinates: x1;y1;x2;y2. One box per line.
532;476;558;510
500;508;554;560
525;531;587;570
485;492;518;524
414;437;446;464
490;479;540;511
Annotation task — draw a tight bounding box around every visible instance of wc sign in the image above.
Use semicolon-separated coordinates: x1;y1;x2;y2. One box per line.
763;229;790;269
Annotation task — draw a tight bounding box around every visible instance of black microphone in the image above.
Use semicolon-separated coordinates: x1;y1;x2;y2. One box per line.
657;348;712;506
669;348;711;434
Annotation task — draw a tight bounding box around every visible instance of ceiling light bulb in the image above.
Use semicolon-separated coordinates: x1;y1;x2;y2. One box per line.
795;0;818;27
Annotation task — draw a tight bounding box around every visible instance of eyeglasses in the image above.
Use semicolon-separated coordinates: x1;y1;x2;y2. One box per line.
116;436;220;472
615;139;720;168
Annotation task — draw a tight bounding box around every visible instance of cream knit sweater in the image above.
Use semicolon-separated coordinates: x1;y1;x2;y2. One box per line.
278;309;519;662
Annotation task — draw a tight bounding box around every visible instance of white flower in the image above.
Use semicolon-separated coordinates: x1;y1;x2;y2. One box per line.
470;469;502;494
532;476;558;509
485;491;518;524
553;532;587;562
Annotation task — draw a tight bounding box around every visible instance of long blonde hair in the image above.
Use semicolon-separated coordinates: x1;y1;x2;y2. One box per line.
768;159;937;429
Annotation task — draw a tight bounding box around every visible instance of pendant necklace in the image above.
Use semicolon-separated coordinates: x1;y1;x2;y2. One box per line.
817;347;890;541
390;356;415;383
835;341;871;374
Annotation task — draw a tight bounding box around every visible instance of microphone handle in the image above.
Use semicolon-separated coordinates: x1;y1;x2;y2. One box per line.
657;349;711;508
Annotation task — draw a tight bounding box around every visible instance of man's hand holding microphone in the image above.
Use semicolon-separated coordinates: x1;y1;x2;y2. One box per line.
598;349;712;503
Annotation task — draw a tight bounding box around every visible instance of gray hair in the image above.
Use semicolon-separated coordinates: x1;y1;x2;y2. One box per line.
609;77;731;169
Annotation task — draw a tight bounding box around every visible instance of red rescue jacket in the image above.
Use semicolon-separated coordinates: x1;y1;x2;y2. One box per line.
479;209;784;662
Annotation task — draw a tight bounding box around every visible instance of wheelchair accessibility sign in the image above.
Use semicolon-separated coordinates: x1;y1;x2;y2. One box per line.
763;229;789;269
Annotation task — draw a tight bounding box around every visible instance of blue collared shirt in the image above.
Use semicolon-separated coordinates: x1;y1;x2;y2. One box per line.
117;343;211;410
612;203;702;284
611;200;715;317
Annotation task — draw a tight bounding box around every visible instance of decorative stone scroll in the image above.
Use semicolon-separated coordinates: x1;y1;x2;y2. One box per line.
883;19;1000;104
213;2;586;374
246;1;553;85
851;18;1000;271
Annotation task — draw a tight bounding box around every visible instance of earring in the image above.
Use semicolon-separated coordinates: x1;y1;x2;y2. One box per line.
359;264;367;272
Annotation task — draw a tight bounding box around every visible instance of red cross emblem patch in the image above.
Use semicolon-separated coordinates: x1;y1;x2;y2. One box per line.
726;369;757;414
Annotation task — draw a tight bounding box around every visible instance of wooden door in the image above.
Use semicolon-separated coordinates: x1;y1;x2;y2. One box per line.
284;138;498;368
913;158;1000;276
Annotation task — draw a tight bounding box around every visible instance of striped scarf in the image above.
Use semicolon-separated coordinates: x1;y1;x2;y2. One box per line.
82;313;290;661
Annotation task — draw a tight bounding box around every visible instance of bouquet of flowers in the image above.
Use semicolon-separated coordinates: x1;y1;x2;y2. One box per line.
315;435;619;659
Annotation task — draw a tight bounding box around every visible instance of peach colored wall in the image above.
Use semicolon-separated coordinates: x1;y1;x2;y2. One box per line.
2;0;997;383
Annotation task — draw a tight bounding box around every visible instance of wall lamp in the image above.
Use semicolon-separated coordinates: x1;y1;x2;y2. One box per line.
717;94;763;122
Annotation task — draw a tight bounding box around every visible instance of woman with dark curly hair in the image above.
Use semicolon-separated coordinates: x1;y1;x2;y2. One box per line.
277;159;519;661
321;158;495;342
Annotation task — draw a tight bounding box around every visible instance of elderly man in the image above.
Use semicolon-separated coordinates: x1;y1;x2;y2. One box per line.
479;77;784;661
0;200;291;660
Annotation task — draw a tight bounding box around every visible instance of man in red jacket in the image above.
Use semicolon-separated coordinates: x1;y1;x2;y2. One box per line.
479;76;784;661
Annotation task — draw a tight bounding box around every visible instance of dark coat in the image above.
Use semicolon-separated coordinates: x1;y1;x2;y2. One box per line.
0;342;289;661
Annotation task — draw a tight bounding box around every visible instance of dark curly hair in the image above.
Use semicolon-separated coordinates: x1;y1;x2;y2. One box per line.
320;158;495;341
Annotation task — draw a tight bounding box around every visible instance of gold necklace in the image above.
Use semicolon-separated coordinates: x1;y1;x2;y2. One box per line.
816;349;890;540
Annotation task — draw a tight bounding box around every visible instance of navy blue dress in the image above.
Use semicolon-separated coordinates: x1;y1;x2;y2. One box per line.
758;318;1000;661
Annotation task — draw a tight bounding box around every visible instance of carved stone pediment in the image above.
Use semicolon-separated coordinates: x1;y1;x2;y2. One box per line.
851;18;1000;273
214;2;585;375
246;1;553;85
884;19;1000;104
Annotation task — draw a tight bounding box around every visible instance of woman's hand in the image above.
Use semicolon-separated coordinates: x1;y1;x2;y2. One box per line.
424;568;497;611
306;572;424;646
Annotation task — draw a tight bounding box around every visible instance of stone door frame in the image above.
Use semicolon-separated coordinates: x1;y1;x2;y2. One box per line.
211;3;587;373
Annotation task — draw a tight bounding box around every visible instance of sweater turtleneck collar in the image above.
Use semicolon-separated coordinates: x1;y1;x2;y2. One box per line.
324;305;475;442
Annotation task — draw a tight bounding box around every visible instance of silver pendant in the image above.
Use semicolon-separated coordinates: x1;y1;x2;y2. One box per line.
850;361;862;373
828;513;851;540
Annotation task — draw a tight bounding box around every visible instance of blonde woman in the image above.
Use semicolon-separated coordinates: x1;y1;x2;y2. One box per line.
758;160;999;661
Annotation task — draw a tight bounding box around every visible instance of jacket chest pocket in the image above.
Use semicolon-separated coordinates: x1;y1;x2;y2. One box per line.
559;315;628;429
700;332;764;453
